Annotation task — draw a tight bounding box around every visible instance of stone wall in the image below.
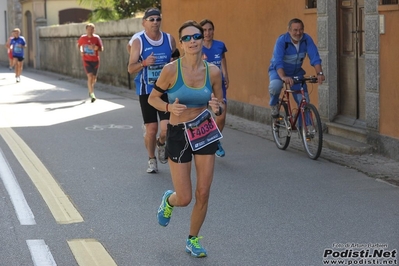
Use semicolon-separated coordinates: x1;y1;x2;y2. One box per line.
37;17;143;88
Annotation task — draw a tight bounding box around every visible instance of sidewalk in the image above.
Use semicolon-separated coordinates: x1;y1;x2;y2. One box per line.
3;65;399;187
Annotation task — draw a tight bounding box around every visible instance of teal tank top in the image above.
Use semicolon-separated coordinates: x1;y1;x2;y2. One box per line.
167;59;212;108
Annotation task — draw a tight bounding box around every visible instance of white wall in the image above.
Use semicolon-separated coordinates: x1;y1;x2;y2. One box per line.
0;0;8;45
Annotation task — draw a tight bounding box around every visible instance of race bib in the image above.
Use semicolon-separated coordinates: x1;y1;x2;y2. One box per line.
83;45;95;56
184;109;223;151
147;64;164;84
13;45;22;54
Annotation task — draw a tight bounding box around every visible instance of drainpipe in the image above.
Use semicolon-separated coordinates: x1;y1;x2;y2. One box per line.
44;0;47;19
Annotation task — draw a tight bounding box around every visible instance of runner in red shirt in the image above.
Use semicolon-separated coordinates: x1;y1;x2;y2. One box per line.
77;23;104;102
6;33;15;70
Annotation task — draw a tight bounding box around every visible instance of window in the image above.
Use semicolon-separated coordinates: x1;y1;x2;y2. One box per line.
306;0;317;9
379;0;398;4
59;8;91;24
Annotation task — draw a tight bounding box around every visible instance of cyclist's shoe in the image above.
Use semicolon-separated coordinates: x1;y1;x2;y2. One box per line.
306;126;316;140
90;93;96;103
157;190;174;226
147;157;158;173
271;105;279;118
157;138;167;164
215;141;225;157
185;236;207;258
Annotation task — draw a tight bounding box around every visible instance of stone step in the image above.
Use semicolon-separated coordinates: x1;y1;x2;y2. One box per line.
323;133;373;155
325;122;368;143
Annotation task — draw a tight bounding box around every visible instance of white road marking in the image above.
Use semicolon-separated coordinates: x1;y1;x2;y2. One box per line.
0;148;36;225
26;239;57;266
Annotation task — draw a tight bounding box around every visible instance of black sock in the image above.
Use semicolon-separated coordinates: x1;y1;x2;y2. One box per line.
188;235;196;239
166;198;173;207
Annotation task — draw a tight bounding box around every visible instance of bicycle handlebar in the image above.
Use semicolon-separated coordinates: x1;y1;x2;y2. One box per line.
293;76;318;84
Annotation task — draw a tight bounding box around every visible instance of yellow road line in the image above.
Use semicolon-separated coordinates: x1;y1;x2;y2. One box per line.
0;127;84;224
68;239;117;266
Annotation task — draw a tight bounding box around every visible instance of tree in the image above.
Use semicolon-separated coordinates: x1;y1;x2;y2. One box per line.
78;0;119;22
113;0;161;19
78;0;161;21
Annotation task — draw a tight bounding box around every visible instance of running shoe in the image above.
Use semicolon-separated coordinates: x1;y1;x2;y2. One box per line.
90;92;96;103
157;190;174;226
215;141;225;157
271;105;279;118
147;157;158;173
157;138;167;164
185;236;207;258
16;76;20;83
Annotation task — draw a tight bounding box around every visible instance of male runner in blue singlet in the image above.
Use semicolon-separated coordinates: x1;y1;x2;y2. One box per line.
128;8;177;173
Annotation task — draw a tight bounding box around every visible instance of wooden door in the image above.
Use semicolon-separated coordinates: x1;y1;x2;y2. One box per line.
338;0;365;122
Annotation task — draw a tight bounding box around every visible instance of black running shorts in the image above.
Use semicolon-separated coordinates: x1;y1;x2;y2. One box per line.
166;123;218;163
83;60;99;75
139;93;170;124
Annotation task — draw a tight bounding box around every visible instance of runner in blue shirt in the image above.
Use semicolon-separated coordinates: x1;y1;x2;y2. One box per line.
10;28;27;83
128;8;177;173
200;19;229;157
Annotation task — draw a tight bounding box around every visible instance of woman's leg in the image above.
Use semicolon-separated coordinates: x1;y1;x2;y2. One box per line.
168;160;192;207
13;58;18;76
189;154;215;236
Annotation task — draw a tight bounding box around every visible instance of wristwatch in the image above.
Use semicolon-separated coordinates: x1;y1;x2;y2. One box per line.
215;105;223;116
317;72;324;76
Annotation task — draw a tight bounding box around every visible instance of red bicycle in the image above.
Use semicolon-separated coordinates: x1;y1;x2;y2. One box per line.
271;76;323;160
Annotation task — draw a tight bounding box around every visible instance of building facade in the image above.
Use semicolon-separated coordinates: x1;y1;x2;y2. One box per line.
0;0;22;62
19;0;91;67
161;0;399;159
3;0;398;159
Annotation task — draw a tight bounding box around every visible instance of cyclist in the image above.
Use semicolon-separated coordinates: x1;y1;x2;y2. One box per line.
268;18;325;118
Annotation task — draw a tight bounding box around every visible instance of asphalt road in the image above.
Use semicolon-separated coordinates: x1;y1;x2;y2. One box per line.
0;68;398;266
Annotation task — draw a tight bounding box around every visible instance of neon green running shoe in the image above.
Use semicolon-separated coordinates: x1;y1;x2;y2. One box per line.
157;190;174;226
89;93;96;103
185;236;207;258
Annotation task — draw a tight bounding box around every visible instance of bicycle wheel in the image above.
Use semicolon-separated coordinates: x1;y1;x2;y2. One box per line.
299;103;323;160
271;102;291;150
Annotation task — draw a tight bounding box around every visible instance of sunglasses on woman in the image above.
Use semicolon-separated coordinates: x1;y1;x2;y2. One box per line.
146;17;162;22
180;33;204;42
